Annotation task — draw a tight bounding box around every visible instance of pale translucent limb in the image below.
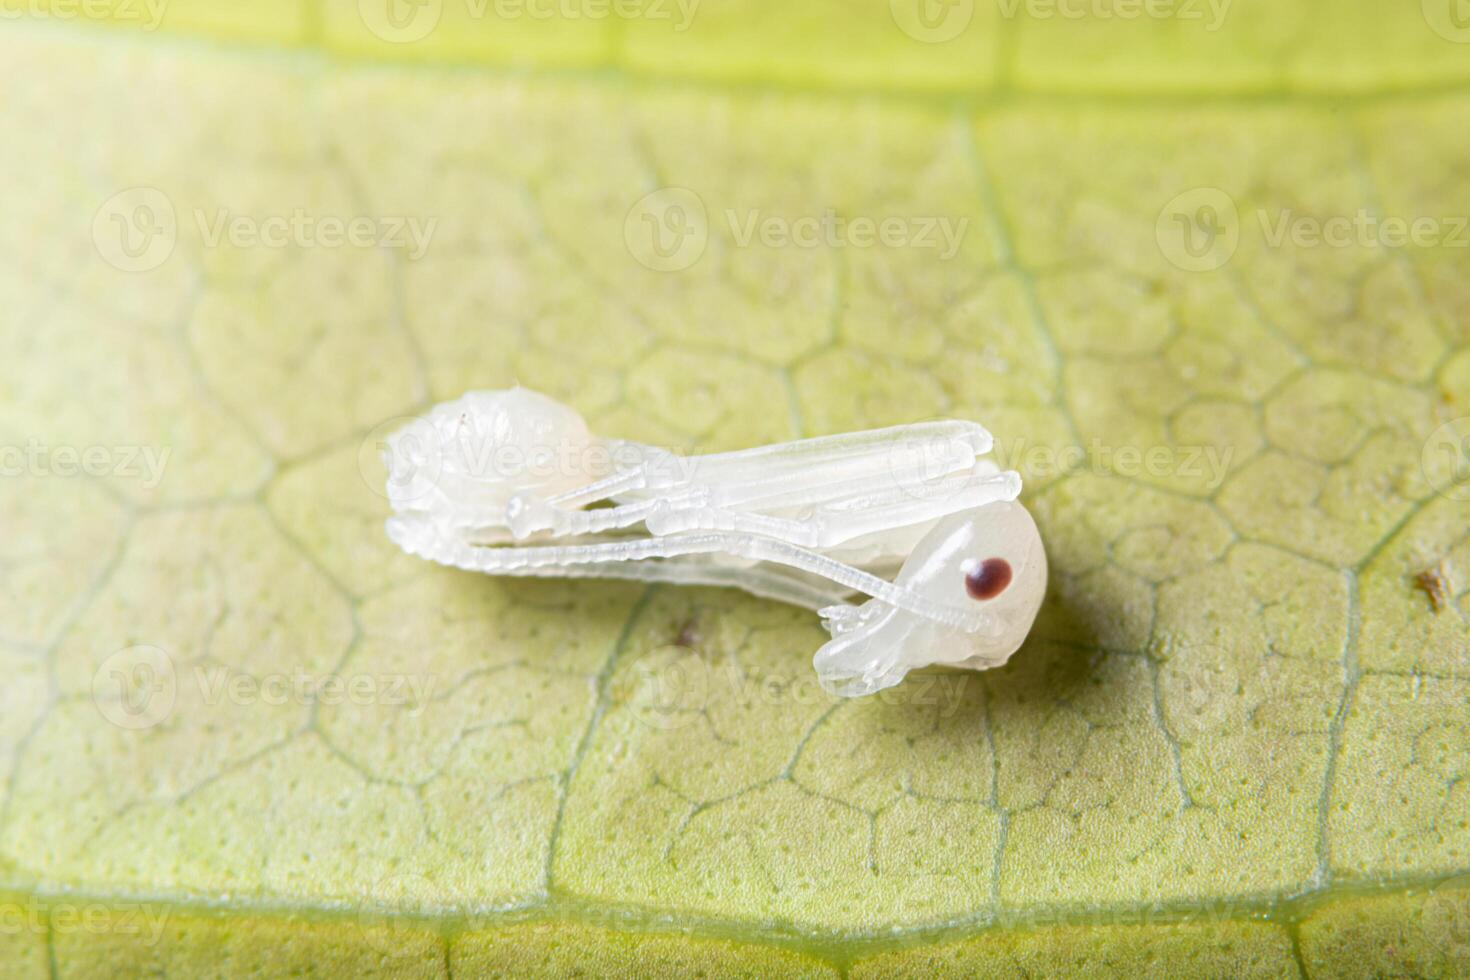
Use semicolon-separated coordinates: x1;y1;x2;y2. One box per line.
507;422;991;540
454;553;855;612
387;517;993;633
635;420;991;512
642;470;1021;547
550;421;988;504
508;468;1017;549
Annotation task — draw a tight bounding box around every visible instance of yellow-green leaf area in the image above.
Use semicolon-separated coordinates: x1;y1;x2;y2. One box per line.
1;1;1468;974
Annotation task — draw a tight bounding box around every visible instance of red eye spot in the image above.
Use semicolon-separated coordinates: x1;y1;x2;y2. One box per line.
965;558;1012;600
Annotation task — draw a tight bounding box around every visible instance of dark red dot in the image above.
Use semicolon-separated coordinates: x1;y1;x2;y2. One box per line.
965;558;1012;600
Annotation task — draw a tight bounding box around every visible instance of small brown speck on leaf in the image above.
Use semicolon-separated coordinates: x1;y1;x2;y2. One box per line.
1414;563;1451;613
673;618;701;648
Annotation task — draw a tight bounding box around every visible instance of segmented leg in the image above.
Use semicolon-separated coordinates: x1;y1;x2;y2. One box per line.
506;421;999;547
387;517;991;632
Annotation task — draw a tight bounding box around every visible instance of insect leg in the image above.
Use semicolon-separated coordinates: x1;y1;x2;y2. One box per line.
644;469;1021;548
388;518;991;633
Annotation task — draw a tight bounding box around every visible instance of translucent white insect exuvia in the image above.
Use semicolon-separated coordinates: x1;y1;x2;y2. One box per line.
381;388;1047;697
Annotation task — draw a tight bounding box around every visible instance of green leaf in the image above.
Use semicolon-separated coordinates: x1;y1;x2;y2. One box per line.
2;3;1469;976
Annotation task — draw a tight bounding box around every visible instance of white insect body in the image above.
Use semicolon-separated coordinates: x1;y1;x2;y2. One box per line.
383;388;1047;697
